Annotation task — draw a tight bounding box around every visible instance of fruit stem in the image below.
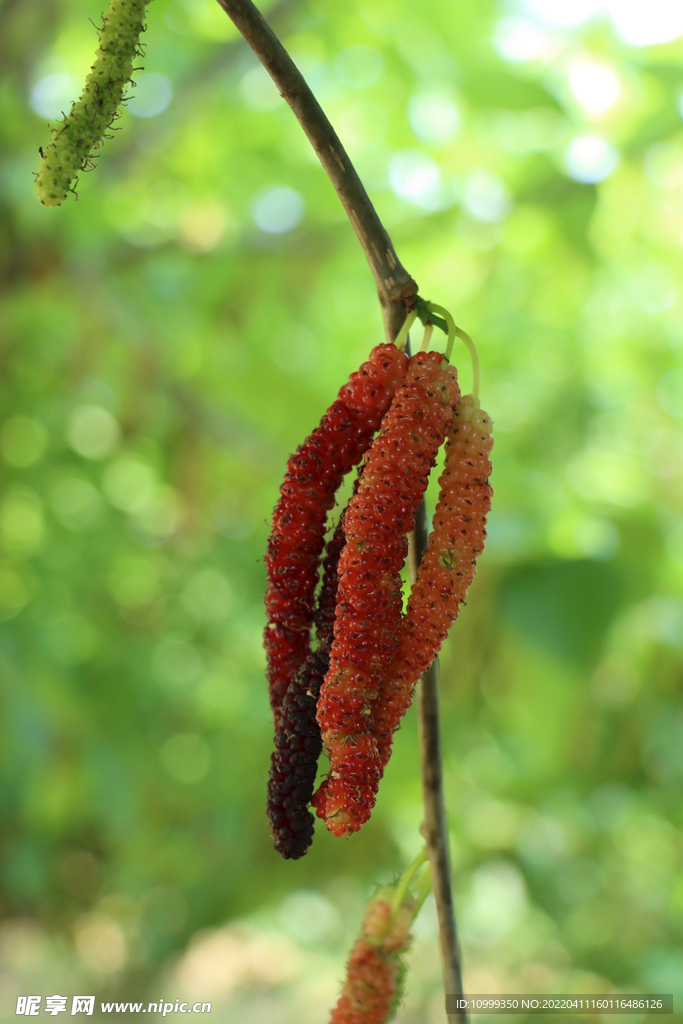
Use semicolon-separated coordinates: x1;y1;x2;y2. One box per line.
395;308;418;351
427;302;480;408
413;863;433;917
420;322;434;352
455;326;480;408
390;846;429;918
425;303;455;358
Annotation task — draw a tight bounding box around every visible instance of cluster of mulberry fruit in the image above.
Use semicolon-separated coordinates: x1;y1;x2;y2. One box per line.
313;350;460;836
265;308;492;856
264;343;408;727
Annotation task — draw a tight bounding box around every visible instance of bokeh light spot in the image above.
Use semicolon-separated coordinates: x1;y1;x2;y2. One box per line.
102;457;156;513
278;891;341;944
127;73;173;119
179;200;228;251
74;915;127;974
129;486;182;543
252;186;304;233
462;171;512;223
108;557;160;609
462;860;528;941
67;406;121;461
523;0;601;27
389;150;445;210
568;59;621;117
408;90;460;145
563;134;619;183
604;0;683;46
29;73;78;120
493;18;553;63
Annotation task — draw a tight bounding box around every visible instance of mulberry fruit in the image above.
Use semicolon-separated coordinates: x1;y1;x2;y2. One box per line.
265;343;409;727
329;895;412;1024
314;350;460;836
267;503;348;859
35;0;150;207
328;848;429;1024
374;395;493;769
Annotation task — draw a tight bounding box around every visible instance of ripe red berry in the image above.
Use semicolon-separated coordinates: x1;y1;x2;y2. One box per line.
314;351;460;836
374;395;493;769
265;344;409;726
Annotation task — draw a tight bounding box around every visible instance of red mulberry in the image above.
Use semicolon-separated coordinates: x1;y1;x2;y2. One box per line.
265;343;409;725
314;351;460;836
374;395;493;769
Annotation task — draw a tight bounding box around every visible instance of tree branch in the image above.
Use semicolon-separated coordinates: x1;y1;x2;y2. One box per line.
215;0;418;343
410;509;467;1024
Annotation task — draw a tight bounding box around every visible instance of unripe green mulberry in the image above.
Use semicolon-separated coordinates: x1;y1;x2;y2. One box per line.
34;0;150;207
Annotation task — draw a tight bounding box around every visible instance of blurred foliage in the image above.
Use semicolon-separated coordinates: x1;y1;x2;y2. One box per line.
1;0;683;1019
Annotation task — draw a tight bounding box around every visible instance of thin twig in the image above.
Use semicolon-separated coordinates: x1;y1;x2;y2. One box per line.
409;509;467;1024
215;0;417;343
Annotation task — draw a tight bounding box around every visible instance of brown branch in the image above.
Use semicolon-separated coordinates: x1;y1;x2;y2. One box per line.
409;509;467;1024
214;0;417;343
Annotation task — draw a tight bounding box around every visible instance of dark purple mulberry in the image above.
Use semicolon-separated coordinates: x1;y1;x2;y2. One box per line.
267;504;348;859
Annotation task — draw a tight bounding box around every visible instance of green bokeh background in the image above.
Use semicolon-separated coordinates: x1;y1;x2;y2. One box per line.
1;0;683;1019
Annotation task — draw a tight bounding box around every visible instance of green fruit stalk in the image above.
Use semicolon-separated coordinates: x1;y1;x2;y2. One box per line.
34;0;150;207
